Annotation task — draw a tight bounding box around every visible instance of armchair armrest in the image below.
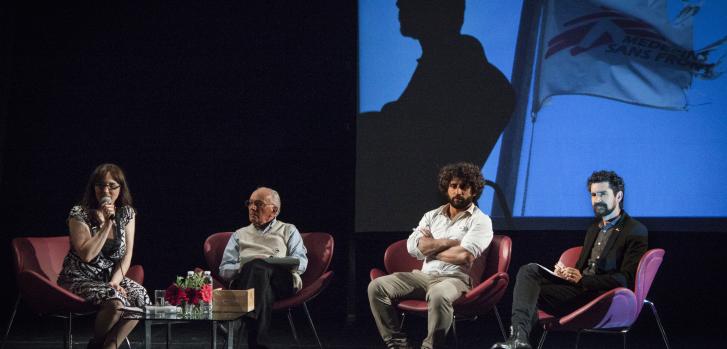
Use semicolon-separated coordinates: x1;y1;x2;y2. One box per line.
298;270;334;302
17;270;93;315
273;271;334;310
453;272;510;312
456;272;509;305
127;264;144;285
544;287;638;331
370;268;387;281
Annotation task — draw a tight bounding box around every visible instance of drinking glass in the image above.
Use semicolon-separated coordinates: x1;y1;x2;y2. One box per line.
154;290;166;306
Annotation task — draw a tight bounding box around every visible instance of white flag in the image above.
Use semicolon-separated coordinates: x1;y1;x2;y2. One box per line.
533;0;718;112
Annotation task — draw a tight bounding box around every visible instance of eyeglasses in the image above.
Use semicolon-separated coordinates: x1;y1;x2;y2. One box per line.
245;200;274;209
95;182;121;190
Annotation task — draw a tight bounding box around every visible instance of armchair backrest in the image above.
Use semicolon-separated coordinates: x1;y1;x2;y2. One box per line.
383;235;511;286
558;246;582;268
203;231;334;289
558;246;664;318
12;236;70;283
633;249;664;317
383;240;422;274
203;232;234;276
299;232;334;287
473;234;511;285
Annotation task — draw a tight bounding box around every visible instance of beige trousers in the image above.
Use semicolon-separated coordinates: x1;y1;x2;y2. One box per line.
367;270;470;349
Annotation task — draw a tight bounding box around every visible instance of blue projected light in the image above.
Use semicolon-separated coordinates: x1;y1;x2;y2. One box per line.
359;0;727;219
358;0;522;216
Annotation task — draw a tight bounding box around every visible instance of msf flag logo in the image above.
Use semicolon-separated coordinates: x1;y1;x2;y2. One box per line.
534;0;723;112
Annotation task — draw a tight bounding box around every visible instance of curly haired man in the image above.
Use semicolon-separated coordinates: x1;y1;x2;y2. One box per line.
368;162;494;349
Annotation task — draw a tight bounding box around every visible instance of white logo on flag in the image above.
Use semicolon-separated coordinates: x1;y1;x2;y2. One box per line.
534;0;723;113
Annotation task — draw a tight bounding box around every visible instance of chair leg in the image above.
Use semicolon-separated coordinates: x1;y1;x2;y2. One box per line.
451;316;458;349
287;308;301;346
64;313;73;349
400;313;406;329
622;331;627;349
536;330;547;349
167;322;172;347
124;336;132;348
645;300;671;349
493;305;507;341
303;303;324;349
144;320;151;349
574;331;581;349
1;295;20;349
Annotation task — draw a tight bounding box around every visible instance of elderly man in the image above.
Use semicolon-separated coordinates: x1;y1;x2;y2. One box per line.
368;162;494;349
491;171;648;349
219;187;308;349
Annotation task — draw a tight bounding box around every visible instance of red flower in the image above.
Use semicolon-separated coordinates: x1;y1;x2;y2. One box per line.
200;284;212;303
186;287;202;305
164;284;187;306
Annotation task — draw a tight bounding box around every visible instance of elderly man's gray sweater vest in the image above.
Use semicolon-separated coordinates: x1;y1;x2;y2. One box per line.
235;220;303;290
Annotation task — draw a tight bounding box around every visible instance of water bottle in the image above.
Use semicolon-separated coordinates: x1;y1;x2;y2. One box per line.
203;270;213;315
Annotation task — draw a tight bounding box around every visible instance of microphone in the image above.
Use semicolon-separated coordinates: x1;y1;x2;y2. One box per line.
99;196;115;220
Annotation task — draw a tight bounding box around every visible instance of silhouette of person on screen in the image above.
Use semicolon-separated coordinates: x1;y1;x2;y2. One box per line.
356;0;515;232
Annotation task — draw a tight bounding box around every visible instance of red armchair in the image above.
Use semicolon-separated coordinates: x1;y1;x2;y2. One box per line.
3;236;144;349
536;247;669;349
203;231;334;348
369;235;512;348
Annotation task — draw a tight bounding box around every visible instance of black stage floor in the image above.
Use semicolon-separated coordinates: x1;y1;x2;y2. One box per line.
1;310;721;349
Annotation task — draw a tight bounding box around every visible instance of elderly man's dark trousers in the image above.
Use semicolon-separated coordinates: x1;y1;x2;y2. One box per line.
510;263;602;338
230;259;294;349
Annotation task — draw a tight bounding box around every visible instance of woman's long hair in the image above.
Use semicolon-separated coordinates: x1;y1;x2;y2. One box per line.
79;163;134;209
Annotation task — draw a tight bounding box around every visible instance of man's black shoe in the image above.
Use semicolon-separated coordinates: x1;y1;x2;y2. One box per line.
490;326;532;349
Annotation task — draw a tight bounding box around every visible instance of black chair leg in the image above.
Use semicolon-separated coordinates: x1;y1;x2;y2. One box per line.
645;300;670;349
303;303;323;349
167;322;172;347
493;306;507;340
451;316;458;349
64;313;73;349
536;330;547;349
287;308;301;346
1;295;20;349
574;331;581;349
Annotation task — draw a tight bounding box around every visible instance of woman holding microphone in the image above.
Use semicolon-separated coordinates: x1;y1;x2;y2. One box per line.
57;163;149;349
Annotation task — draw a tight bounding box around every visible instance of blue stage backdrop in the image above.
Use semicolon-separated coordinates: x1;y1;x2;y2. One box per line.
357;0;727;232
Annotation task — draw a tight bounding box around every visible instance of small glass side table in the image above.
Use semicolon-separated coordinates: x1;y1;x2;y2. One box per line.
125;310;250;349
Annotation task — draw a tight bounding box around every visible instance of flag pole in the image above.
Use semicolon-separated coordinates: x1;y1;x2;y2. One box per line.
492;0;545;220
519;0;551;215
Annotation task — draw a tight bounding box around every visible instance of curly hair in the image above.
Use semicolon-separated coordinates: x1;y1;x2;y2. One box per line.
586;170;625;208
437;162;486;200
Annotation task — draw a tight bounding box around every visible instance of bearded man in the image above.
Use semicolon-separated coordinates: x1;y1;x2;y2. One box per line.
491;170;648;349
368;162;494;349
